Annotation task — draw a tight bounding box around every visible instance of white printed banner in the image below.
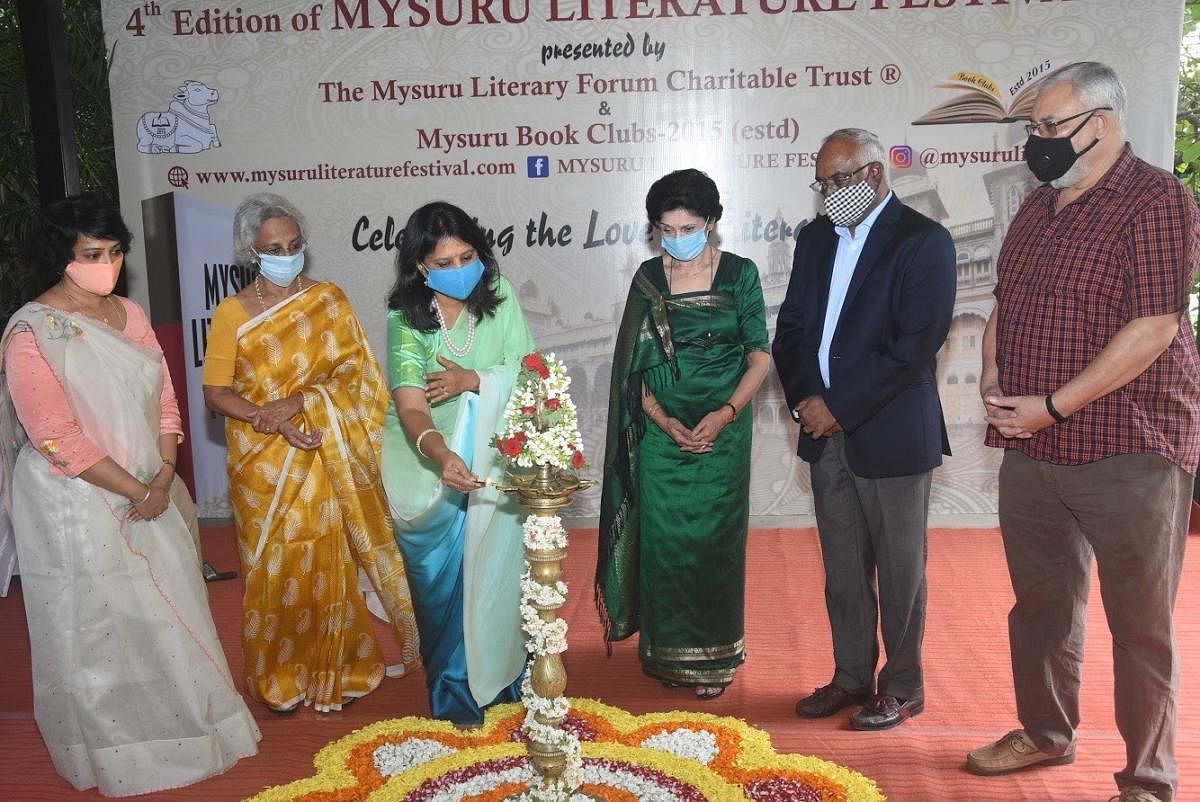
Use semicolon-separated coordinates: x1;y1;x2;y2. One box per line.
173;193;238;515
101;0;1185;517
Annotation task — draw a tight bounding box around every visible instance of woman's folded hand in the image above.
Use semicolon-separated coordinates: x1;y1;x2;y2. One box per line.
279;420;322;450
253;394;304;434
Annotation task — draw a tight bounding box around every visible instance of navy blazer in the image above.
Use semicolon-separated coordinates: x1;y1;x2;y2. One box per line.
772;194;957;478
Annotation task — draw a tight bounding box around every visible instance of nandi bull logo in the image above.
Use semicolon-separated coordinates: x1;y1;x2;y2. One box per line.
136;80;221;154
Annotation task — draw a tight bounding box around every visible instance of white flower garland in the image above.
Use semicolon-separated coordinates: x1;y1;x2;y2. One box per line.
523;515;569;551
515;513;584;799
521;570;568;609
520;701;584;798
495;353;589;800
519;674;570;720
520;605;569;654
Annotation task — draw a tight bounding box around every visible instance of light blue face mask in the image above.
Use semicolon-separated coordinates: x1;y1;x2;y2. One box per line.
257;250;305;287
661;225;708;262
424;257;486;300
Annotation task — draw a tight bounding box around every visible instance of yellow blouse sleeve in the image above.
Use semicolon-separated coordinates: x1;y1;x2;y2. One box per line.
386;309;432;390
202;295;249;386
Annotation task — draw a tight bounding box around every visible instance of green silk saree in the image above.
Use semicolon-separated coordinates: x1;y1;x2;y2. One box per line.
598;252;768;686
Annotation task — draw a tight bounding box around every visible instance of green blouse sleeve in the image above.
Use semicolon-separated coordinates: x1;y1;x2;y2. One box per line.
386;309;432;390
735;258;770;352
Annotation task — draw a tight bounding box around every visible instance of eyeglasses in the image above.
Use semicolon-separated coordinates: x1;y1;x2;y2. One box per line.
809;163;874;194
255;241;306;257
1024;106;1111;138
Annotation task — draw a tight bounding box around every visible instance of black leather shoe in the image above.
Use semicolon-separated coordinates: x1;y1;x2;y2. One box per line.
795;682;871;718
202;561;237;582
849;691;924;730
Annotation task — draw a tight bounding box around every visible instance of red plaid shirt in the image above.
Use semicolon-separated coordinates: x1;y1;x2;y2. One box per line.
986;145;1200;473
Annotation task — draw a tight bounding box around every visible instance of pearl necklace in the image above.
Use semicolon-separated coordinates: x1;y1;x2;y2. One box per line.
255;275;305;313
432;299;476;358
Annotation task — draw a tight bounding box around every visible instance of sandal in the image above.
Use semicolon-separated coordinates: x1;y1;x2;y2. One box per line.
662;680;684;688
452;720;484;731
695;686;726;700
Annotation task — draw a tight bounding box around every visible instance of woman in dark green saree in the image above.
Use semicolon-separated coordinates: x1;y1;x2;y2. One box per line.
597;169;771;699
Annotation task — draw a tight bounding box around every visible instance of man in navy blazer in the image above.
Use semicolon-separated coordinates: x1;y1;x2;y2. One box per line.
773;128;955;731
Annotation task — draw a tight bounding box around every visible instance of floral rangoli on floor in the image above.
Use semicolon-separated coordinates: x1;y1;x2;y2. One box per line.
245;698;884;801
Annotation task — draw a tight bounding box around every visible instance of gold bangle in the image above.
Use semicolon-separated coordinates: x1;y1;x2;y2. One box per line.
161;457;175;468
644;402;661;416
415;427;440;458
722;402;738;419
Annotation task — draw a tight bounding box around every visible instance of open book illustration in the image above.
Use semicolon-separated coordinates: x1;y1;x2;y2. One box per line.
912;59;1063;125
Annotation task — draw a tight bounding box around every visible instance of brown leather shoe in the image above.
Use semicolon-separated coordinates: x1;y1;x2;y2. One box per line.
795;682;871;718
966;730;1075;776
849;691;924;730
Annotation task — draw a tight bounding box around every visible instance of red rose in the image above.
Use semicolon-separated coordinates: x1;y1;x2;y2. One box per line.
544;397;561;412
521;405;536;415
522;352;550;379
498;433;526;458
571;449;585;470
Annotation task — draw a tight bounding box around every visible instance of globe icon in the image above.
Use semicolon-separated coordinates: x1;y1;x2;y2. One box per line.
168;165;189;188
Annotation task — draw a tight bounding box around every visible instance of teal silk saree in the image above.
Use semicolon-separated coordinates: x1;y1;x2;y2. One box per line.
381;275;536;726
598;252;769;686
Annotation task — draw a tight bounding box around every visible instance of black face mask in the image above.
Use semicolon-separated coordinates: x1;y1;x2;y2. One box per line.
1024;112;1101;183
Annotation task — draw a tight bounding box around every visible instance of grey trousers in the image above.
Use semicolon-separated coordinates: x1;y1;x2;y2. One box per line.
999;450;1190;802
810;433;931;700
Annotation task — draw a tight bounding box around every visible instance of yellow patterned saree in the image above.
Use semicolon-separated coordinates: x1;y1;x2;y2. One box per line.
226;282;418;712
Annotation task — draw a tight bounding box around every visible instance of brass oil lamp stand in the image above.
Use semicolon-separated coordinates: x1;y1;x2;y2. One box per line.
496;467;592;796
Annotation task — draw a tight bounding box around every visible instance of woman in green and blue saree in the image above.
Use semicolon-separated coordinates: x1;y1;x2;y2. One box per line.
597;169;771;699
382;202;535;728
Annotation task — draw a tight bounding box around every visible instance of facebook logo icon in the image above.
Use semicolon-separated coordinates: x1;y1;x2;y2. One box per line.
527;156;550;178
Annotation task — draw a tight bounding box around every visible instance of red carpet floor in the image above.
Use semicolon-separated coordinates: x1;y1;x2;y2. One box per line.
1;526;1198;801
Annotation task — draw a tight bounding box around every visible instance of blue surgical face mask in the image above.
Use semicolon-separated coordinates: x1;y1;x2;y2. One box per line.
424;257;486;300
257;249;305;287
661;225;708;262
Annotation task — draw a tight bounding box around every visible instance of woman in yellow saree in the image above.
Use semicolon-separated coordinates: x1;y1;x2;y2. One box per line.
203;193;419;712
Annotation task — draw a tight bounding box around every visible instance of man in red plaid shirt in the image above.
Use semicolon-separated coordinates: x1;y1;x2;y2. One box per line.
965;62;1200;802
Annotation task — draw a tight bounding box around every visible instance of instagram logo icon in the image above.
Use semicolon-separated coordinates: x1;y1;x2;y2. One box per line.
889;145;913;168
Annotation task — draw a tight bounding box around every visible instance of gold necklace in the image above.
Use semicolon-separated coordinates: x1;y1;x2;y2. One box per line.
255;275;305;312
60;286;119;327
